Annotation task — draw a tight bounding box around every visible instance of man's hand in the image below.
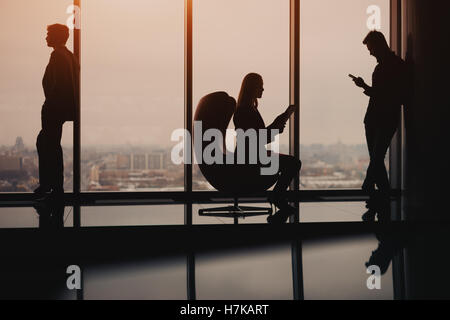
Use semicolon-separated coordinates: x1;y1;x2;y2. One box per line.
352;76;367;88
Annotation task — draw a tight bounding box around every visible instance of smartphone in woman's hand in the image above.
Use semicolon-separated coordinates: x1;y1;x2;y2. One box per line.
282;105;297;122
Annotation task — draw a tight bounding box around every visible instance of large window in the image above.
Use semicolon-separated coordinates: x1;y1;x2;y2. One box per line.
193;0;290;190
0;1;396;194
81;0;184;192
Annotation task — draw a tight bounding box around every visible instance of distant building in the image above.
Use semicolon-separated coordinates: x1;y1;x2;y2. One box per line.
116;154;131;169
148;153;165;170
14;136;25;152
21;157;37;170
0;155;22;171
132;154;147;170
90;165;100;183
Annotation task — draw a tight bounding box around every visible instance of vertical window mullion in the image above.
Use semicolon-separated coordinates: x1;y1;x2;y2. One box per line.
73;0;81;228
185;0;196;301
290;0;304;301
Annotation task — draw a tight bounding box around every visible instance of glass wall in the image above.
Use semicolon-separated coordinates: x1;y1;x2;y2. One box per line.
196;246;293;299
0;0;74;193
300;0;390;189
84;258;187;299
193;0;290;190
0;1;397;194
81;0;184;192
82;204;184;227
303;235;394;299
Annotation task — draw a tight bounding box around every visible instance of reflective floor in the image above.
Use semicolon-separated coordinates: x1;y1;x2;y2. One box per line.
0;201;372;228
0;202;400;300
0;200;448;299
83;235;393;300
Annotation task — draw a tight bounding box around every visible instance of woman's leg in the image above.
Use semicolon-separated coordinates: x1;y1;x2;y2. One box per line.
268;153;301;210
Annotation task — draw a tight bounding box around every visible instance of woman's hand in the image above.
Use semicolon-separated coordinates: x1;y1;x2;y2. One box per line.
284;105;297;118
270;114;287;133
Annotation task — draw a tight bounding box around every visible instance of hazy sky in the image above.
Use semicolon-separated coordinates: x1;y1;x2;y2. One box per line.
0;0;389;148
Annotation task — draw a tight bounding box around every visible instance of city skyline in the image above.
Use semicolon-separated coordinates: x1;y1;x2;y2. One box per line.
0;136;372;192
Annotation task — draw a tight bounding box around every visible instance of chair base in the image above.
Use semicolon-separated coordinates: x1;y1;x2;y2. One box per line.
199;203;273;222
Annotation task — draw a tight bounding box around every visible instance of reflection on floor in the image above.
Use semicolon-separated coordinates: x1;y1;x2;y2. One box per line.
0;201;368;228
0;200;448;299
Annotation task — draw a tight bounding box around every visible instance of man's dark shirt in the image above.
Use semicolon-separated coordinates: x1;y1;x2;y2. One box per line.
42;46;80;121
364;51;406;129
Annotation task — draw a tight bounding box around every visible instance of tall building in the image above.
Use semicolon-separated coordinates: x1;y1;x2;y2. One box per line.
14;137;25;152
0;155;22;171
148;153;165;170
132;154;147;170
116;154;131;170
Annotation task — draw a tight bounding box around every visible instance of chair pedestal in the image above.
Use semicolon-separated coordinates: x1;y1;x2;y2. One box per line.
198;198;273;224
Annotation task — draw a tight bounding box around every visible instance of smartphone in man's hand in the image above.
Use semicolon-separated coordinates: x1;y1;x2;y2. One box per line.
349;74;366;88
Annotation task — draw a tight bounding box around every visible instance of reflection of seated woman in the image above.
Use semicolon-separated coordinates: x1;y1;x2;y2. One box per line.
233;73;301;223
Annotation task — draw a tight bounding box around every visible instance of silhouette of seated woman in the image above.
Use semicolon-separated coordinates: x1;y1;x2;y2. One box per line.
233;73;302;223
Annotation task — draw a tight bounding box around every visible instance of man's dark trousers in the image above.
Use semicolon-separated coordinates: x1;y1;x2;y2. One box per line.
36;108;65;192
364;123;397;214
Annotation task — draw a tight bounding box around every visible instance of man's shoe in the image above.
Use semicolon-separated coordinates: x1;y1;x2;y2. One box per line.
376;210;391;223
33;185;51;196
362;209;377;222
361;181;375;194
48;189;65;202
35;189;65;203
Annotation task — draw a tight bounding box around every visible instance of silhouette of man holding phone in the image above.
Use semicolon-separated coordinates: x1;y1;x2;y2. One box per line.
34;24;79;199
350;31;406;222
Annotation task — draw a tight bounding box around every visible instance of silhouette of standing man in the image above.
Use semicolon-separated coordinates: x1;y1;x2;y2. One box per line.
34;24;79;199
351;31;406;222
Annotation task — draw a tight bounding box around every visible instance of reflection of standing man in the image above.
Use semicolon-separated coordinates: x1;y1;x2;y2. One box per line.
34;24;79;198
350;31;406;222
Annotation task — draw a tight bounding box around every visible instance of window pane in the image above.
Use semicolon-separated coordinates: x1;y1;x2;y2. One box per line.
82;204;184;227
193;0;290;190
303;235;394;299
0;206;74;229
81;0;184;192
300;201;367;223
300;0;390;189
0;0;74;193
196;245;293;299
84;258;186;299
